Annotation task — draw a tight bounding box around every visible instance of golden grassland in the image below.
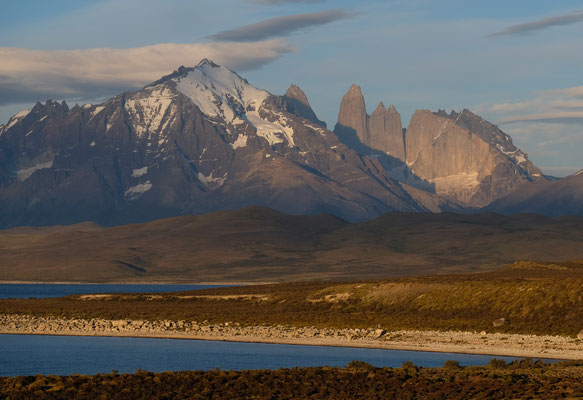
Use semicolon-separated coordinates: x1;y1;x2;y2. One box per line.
3;261;583;336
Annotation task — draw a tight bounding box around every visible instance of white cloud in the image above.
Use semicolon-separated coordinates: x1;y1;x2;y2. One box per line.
0;40;295;105
481;88;583;177
500;111;583;124
547;85;583;97
485;85;583;125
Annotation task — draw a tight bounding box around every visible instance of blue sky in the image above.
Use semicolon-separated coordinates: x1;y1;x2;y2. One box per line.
1;0;582;176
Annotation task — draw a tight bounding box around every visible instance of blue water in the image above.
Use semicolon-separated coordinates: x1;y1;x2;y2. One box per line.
0;284;228;299
0;334;533;377
0;284;554;376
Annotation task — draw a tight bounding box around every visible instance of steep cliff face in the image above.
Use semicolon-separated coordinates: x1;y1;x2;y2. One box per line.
405;109;545;207
334;85;405;162
280;84;326;127
334;84;369;150
331;86;546;208
369;102;405;161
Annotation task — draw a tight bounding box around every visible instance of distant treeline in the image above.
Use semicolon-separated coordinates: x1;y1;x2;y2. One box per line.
2;359;583;399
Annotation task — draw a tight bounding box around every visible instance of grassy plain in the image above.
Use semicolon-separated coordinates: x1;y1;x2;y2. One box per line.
3;260;583;336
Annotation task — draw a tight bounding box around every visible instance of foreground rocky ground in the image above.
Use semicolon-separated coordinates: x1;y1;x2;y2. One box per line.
2;314;583;360
3;359;583;399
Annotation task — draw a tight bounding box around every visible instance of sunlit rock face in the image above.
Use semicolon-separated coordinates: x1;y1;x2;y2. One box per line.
333;84;546;208
405;109;545;207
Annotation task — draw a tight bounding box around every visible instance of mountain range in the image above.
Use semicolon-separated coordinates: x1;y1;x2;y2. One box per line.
0;59;580;228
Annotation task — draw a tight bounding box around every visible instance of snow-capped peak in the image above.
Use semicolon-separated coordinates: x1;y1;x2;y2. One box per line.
173;60;269;121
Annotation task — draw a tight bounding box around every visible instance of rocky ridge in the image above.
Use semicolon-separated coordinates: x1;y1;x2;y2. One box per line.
334;85;547;207
0;62;564;227
487;169;583;216
0;60;425;227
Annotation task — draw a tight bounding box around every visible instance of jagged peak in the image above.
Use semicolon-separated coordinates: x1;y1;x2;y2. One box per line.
346;84;363;96
374;101;386;112
388;104;397;112
147;60;249;90
285;84;310;107
197;58;220;68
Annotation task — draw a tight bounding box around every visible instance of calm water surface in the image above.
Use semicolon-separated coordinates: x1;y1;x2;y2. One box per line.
0;334;532;377
0;284;552;377
0;284;228;299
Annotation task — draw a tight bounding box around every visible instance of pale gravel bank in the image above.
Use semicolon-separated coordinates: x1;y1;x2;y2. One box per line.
1;314;582;360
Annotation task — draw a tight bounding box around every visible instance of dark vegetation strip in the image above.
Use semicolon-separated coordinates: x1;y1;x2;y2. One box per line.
1;359;582;399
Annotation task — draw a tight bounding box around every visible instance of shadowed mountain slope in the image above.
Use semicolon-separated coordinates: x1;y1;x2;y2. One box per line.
486;170;583;216
1;207;582;283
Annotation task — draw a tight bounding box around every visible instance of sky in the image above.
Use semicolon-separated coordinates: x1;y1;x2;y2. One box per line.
1;0;581;176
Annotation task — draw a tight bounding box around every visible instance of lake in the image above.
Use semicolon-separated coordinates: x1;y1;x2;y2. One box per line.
0;284;229;299
0;284;550;377
0;334;531;377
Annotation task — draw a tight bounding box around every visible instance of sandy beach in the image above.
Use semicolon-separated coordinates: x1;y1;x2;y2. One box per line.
2;314;582;360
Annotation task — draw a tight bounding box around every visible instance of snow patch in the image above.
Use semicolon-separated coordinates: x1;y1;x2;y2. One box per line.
125;87;175;137
90;106;105;119
16;161;53;181
132;167;148;178
575;170;583;176
175;63;268;120
246;111;295;146
124;181;152;200
495;144;527;165
82;104;92;109
230;135;248;149
197;172;227;187
5;109;31;130
429;172;480;195
174;62;297;147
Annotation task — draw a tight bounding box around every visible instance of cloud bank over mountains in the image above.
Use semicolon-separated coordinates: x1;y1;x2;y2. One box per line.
488;86;583;125
0;40;294;105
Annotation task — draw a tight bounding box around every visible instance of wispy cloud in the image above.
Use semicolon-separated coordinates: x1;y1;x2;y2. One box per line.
486;85;583;125
500;111;583;124
489;10;583;37
207;10;356;42
547;85;583;97
478;85;583;176
0;40;295;105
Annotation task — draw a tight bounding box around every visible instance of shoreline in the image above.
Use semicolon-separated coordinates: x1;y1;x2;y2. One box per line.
2;314;582;360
